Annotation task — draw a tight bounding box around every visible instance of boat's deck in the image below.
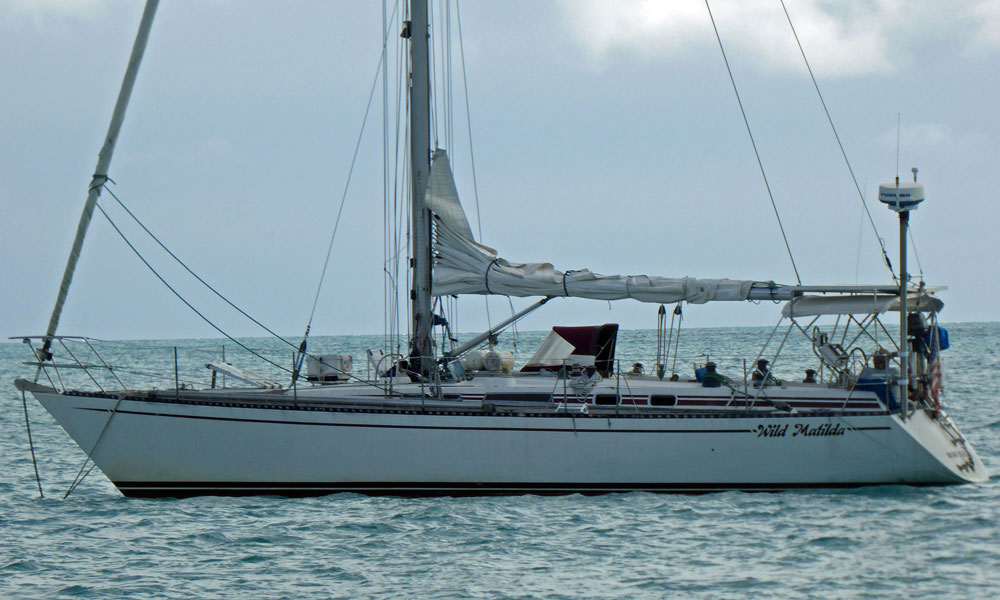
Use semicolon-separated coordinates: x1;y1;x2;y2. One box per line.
66;371;892;417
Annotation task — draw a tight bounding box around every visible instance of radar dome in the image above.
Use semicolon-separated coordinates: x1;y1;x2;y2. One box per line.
878;181;924;211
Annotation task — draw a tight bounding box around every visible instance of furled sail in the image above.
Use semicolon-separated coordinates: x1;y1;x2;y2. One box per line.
425;149;474;240
781;294;945;318
428;150;762;304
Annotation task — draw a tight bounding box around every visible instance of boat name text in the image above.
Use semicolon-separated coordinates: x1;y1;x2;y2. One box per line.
755;423;847;438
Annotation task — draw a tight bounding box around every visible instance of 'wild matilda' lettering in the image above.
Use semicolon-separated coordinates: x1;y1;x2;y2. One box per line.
756;423;848;439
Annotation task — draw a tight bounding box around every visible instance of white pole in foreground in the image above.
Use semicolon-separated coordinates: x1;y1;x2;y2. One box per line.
898;202;909;420
878;172;925;421
41;0;160;357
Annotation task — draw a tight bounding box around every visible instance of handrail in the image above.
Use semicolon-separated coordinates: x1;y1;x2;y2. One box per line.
15;334;409;399
17;335;214;394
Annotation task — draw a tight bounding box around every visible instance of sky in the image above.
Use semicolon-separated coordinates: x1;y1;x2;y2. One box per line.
1;0;998;343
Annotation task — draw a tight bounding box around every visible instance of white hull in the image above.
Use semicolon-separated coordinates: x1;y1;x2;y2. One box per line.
23;381;987;497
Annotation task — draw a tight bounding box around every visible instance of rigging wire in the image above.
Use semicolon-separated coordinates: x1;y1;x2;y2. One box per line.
430;0;455;152
669;304;683;378
393;118;410;354
455;2;483;243
399;1;414;352
704;0;801;285
428;0;439;149
778;0;897;283
896;116;925;283
435;1;460;339
388;8;408;359
447;0;455;152
102;186;297;350
383;0;391;354
385;0;409;360
21;390;44;498
93;199;292;374
455;0;492;330
909;227;925;282
404;127;413;346
655;305;666;379
302;0;401;349
506;296;519;354
96;190;399;392
854;184;866;283
441;0;451;150
896;113;902;181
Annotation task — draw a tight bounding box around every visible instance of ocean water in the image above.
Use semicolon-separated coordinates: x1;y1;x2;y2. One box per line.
2;324;998;599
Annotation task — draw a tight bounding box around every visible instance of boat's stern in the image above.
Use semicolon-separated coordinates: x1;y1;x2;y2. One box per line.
900;407;989;484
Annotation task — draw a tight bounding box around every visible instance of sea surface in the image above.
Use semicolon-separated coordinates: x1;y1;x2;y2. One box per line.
2;323;998;599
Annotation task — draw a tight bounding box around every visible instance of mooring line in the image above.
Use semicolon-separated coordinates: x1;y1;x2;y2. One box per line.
21;391;44;498
64;396;123;499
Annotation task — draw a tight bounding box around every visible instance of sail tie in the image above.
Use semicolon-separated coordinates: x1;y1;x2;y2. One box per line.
88;173;113;192
484;258;500;294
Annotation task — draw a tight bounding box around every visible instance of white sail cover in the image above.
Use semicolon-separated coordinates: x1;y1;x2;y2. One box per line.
781;294;945;318
429;151;757;304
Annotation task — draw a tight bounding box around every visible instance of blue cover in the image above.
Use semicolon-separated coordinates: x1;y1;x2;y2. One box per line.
925;326;950;351
856;378;898;411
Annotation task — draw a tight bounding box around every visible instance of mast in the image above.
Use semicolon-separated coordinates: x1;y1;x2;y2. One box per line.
407;0;435;378
40;0;160;357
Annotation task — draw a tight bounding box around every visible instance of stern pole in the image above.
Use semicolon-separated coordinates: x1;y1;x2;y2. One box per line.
898;205;909;420
879;172;924;420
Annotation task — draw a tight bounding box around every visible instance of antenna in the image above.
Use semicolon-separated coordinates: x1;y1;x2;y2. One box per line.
896;113;902;182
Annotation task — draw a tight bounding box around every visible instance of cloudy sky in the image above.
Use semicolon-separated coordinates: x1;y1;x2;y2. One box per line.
2;0;998;342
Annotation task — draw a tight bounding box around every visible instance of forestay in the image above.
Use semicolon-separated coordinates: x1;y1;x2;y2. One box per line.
429;151;763;304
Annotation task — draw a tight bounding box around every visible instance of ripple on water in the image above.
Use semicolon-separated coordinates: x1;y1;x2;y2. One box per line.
57;585;96;597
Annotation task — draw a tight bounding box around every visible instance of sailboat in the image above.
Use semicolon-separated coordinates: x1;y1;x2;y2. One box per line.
14;1;987;497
